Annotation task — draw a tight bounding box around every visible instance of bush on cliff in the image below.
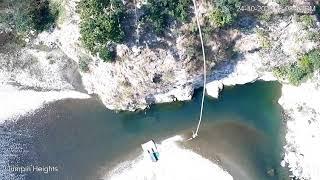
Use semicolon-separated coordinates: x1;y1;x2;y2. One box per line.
209;0;240;28
78;0;125;61
273;49;320;85
142;0;191;35
1;0;60;33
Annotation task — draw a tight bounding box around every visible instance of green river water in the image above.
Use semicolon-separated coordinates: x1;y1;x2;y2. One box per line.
0;81;289;180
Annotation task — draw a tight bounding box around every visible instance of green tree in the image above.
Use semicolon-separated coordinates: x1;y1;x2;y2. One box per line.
273;49;320;85
1;0;59;33
99;46;115;62
78;0;126;61
142;0;191;35
209;9;233;27
209;0;240;28
299;15;316;28
308;49;320;69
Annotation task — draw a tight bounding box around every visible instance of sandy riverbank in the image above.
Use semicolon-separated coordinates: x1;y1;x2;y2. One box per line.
106;135;233;180
0;85;90;123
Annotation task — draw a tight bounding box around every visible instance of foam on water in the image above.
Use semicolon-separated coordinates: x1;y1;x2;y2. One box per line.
106;135;233;180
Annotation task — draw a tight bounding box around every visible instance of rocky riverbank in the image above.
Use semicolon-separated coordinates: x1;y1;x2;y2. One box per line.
279;77;320;180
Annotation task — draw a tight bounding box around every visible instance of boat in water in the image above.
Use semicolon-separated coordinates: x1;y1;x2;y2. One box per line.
141;140;160;162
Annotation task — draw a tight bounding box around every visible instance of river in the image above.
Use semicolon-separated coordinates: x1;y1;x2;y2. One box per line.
0;81;290;180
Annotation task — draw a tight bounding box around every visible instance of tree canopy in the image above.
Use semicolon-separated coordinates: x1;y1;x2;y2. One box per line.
209;0;240;28
78;0;125;61
142;0;191;35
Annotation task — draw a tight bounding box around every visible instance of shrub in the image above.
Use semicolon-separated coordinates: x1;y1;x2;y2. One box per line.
79;56;91;72
298;55;313;73
273;49;320;85
307;31;320;42
209;9;232;27
257;29;271;49
287;64;308;86
209;0;240;28
30;0;60;31
274;64;308;86
308;49;320;69
78;0;126;62
188;22;198;35
259;12;272;22
273;66;289;79
99;47;116;62
299;15;316;28
202;26;213;42
2;0;59;33
12;8;34;33
50;1;64;24
142;0;191;35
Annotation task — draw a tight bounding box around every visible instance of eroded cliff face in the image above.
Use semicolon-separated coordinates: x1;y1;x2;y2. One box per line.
32;0;319;111
2;0;317;111
1;0;320;179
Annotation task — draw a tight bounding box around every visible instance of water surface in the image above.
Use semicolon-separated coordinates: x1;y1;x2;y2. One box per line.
0;81;289;180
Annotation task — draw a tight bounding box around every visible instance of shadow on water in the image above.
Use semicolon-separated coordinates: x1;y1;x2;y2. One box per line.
0;81;289;180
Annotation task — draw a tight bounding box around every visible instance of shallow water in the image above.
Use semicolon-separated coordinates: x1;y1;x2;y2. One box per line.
0;81;289;180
